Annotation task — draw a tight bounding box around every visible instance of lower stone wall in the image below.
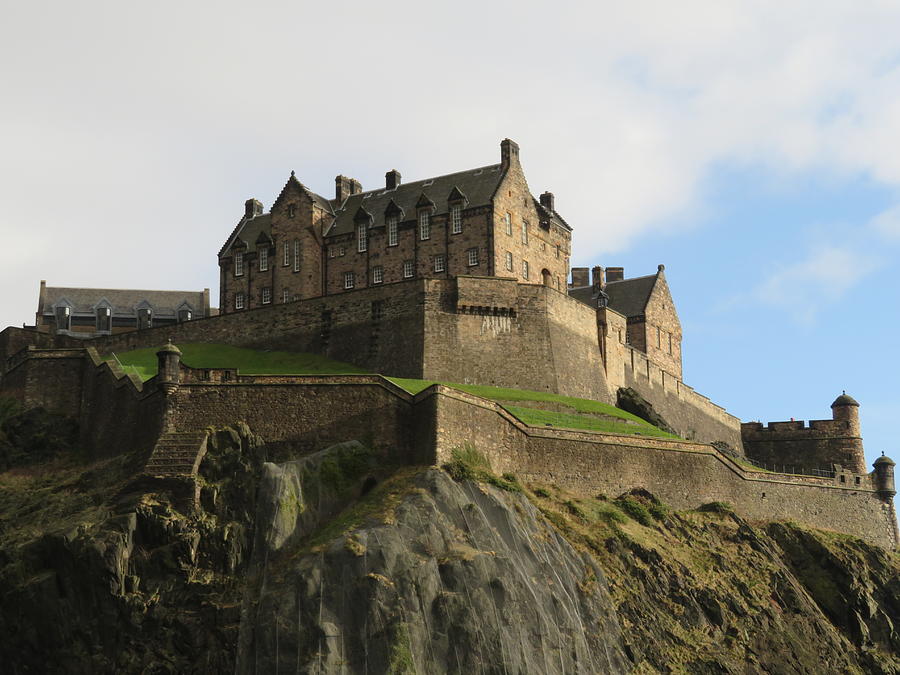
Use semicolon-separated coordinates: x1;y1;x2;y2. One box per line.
429;388;898;550
742;421;865;474
624;347;743;450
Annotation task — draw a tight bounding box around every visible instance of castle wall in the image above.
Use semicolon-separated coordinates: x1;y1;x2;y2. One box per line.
622;346;743;450
742;419;866;474
428;387;898;550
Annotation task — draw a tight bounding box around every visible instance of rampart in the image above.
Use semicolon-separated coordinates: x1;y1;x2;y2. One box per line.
742;418;866;474
1;347;897;550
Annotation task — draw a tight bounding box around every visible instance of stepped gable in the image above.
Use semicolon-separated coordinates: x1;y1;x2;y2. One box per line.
219;212;271;256
569;271;658;317
325;163;506;237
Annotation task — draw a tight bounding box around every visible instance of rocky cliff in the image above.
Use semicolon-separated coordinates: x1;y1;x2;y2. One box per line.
0;416;898;673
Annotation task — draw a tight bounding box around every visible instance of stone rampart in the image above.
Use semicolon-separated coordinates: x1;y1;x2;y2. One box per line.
742;418;865;474
622;346;743;450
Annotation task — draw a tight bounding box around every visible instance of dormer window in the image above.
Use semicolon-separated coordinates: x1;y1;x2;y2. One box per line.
451;204;462;234
177;308;192;323
137;307;152;330
234;251;244;276
419;210;431;240
259;248;268;271
287;204;296;218
96;306;111;332
357;223;368;252
387;215;398;246
55;306;70;331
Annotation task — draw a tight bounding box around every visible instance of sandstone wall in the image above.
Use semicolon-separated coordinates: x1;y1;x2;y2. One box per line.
742;420;866;474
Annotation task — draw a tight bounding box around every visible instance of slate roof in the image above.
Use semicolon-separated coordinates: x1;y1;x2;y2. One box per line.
568;273;658;318
326;164;505;237
42;287;207;318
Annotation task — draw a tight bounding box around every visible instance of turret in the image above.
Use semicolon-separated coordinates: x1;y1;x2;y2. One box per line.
831;391;865;473
874;454;896;499
831;392;860;435
156;340;182;395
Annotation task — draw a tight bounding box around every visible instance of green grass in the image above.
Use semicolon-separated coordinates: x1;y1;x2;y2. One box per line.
108;343;675;438
108;343;366;380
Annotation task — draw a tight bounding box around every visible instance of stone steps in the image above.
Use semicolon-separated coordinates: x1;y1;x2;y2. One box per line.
144;432;207;477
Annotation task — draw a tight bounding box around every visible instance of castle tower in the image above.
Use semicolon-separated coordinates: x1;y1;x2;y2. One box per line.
873;454;896;499
156;341;182;395
831;392;866;473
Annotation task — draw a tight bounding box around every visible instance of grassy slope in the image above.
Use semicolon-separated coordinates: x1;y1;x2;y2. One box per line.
110;343;675;438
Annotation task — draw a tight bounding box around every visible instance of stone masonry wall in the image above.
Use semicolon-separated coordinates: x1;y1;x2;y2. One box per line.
428;388;898;550
742;419;866;474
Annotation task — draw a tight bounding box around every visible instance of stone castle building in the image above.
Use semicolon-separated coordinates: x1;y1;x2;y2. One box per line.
1;138;897;549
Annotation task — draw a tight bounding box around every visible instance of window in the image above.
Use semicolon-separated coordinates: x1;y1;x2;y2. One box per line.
433;254;445;273
283;288;289;303
555;243;560;259
287;204;296;218
293;240;300;272
451;204;462;234
505;251;513;271
283;242;290;266
137;308;152;329
177;308;191;323
96;307;111;332
403;260;414;278
657;326;661;348
259;247;268;271
521;220;528;245
522;260;529;279
668;333;673;354
329;247;336;258
55;306;70;331
373;265;384;284
262;287;271;304
387;215;398;246
339;246;346;256
419;210;431;240
235;293;245;310
344;271;355;289
234;251;244;276
357;223;367;252
467;248;479;267
505;212;512;235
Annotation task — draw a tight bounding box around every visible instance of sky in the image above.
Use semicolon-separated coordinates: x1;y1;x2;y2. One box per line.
2;1;899;472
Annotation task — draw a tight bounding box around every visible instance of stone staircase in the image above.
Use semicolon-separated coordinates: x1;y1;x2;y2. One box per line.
143;431;208;477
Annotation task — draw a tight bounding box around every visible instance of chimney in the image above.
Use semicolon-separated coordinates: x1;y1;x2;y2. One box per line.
571;267;589;287
606;267;624;283
500;138;520;169
350;178;363;195
591;266;605;289
335;175;354;202
540;191;555;211
245;198;263;219
386;169;401;190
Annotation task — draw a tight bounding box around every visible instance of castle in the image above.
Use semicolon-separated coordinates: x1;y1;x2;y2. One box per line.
0;139;897;549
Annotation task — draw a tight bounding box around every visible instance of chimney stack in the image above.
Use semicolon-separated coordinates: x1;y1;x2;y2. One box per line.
385;169;401;190
335;175;362;202
606;267;624;283
245;198;263;219
500;138;520;169
591;265;605;289
540;191;555;212
571;267;589;287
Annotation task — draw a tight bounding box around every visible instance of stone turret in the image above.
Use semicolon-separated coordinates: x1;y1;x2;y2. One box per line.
156;341;182;395
874;454;896;499
831;392;865;474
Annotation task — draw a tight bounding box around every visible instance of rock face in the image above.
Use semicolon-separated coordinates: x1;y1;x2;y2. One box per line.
1;419;899;673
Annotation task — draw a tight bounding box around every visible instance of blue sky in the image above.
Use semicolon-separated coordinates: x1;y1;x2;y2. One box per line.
1;1;899;473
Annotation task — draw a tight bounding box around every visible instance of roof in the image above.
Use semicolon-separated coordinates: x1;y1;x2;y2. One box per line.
831;393;860;407
42;287;207;318
326;164;505;237
568;274;658;318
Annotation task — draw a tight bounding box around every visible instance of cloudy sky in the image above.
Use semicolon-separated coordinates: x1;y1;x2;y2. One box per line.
2;1;899;469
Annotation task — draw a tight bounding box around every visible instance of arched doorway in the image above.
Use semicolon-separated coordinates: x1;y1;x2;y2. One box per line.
541;269;552;287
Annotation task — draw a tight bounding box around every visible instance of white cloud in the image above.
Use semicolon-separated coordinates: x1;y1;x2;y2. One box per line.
870;203;900;240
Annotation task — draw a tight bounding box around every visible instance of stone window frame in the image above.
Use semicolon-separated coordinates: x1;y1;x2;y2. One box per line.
373;265;384;284
283;242;290;266
419;209;432;241
259;247;269;271
505;212;512;236
450;204;462;234
357;223;368;253
235;293;245;310
262;287;272;304
387;215;399;246
522;260;529;280
555;243;560;259
282;288;290;303
176;307;192;323
234;251;244;277
96;306;111;332
137;307;152;330
55;306;71;331
467;248;479;267
521;220;528;245
433;254;445;273
403;260;414;278
339;246;346;256
293;239;300;272
344;271;355;289
505;251;513;271
287;204;296;218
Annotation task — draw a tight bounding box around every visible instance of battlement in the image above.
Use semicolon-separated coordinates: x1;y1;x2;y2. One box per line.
742;419;849;434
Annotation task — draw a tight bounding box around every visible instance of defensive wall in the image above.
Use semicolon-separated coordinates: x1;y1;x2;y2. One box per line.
1;347;897;549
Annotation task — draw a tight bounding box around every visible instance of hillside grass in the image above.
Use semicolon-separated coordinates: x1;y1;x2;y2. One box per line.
108;343;675;438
